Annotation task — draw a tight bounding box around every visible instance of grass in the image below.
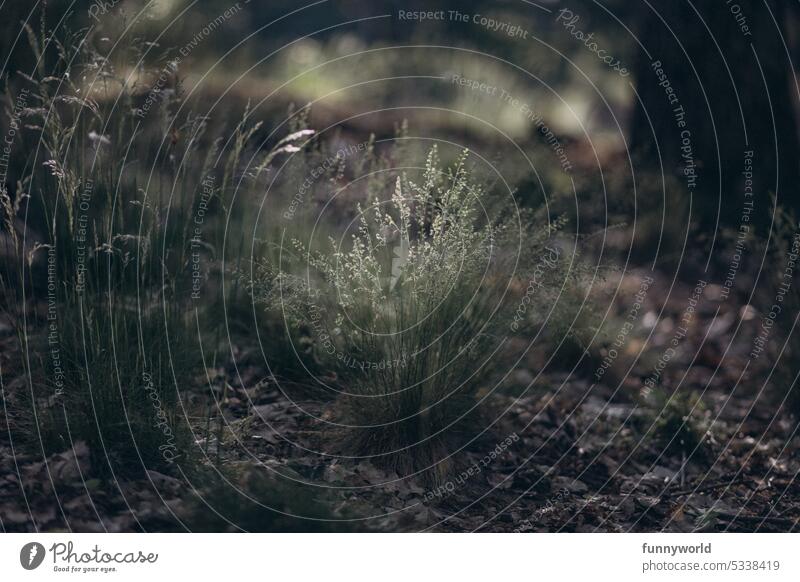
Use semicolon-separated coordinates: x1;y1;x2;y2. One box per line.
0;20;314;479
1;8;596;519
252;144;589;484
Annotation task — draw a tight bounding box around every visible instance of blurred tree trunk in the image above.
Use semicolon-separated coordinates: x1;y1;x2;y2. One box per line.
629;0;800;231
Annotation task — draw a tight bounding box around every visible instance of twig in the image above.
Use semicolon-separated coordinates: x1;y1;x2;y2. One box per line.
666;475;749;497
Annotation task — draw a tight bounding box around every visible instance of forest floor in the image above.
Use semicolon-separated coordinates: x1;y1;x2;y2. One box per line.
2;270;800;532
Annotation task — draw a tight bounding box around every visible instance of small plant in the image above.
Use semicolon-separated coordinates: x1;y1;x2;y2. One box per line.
648;389;711;460
253;146;582;483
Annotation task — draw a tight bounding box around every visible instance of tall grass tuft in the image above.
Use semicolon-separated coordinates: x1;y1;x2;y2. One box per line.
253;146;582;483
0;22;313;478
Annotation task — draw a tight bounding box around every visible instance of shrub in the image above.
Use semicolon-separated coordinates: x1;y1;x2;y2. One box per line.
252;146;584;484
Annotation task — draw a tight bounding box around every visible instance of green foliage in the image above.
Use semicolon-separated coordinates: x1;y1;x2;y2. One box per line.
0;26;313;478
648;389;711;459
252;145;587;483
